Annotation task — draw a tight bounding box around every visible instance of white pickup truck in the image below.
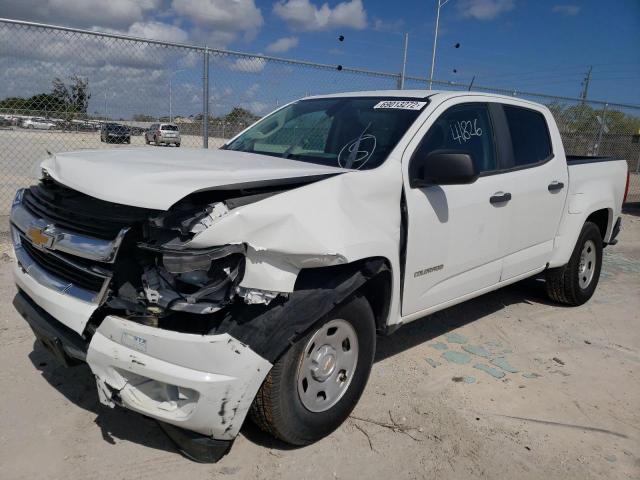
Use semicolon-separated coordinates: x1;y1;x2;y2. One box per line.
10;90;630;461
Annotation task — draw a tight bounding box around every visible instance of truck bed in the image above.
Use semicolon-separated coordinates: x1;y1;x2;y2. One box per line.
566;155;624;165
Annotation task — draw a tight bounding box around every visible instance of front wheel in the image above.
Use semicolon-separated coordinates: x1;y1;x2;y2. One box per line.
546;221;603;306
250;295;375;445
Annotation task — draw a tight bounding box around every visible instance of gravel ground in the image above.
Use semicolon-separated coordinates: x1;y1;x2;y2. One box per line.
0;209;639;479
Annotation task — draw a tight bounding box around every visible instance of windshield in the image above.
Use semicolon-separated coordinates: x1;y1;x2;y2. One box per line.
161;125;178;131
223;97;427;170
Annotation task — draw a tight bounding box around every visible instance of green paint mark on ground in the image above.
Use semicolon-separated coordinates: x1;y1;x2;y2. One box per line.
442;350;472;364
491;357;519;373
445;332;468;344
430;342;448;350
474;363;505;379
462;344;492;358
522;372;540;379
501;349;513;354
425;358;441;368
485;341;503;347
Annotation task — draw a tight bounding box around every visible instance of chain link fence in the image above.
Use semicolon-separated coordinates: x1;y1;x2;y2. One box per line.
1;18;639;215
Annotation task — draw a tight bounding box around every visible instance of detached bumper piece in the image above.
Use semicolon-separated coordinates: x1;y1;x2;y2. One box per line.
13;290;271;463
157;422;233;463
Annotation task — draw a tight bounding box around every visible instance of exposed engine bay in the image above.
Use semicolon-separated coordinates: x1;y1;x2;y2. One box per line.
23;176;328;335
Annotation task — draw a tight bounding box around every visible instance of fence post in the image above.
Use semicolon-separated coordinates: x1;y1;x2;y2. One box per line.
202;47;209;149
594;102;608;156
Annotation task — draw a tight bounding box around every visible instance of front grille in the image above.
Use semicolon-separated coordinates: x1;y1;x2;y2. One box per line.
23;180;159;240
21;239;107;292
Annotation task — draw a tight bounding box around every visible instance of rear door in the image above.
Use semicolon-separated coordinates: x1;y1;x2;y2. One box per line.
402;100;510;316
496;103;569;280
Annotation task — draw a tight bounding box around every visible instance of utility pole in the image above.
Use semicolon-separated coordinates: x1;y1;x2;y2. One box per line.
429;0;452;90
399;33;409;90
580;66;592;104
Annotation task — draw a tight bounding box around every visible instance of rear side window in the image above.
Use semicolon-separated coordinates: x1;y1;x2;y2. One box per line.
504;106;552;166
415;103;497;173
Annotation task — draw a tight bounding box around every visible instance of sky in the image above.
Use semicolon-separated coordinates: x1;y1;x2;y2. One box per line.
0;0;638;119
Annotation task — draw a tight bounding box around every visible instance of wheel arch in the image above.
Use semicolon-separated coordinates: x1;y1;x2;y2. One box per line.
585;208;612;243
214;257;392;363
295;256;393;335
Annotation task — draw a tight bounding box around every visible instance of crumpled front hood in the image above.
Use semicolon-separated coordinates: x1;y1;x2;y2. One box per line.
40;148;346;210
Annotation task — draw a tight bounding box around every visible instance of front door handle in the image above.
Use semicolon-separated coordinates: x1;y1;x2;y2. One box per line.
490;192;512;204
548;181;565;192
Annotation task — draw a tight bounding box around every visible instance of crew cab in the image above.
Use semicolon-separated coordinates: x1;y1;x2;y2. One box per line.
10;91;629;462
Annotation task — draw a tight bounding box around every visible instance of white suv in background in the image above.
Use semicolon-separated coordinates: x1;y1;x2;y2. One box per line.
145;123;181;147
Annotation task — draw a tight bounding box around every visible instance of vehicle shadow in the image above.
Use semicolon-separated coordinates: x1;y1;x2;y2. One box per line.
27;275;558;456
28;345;178;456
622;202;640;217
243;275;558;450
375;275;555;362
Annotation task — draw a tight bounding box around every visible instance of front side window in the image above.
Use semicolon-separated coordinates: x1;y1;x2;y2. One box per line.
224;97;427;170
503;105;552;166
415;103;497;173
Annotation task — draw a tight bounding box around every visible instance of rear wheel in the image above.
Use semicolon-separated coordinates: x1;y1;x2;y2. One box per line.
175;143;181;147
250;295;375;445
546;221;603;306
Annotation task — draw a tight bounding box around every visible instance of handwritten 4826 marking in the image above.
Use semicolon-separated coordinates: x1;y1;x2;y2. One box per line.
450;119;482;144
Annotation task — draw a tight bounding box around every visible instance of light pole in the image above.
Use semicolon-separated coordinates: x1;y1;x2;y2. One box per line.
169;69;186;122
429;0;452;90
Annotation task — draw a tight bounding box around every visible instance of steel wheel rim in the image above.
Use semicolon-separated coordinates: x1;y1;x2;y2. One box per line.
296;319;359;413
578;239;597;289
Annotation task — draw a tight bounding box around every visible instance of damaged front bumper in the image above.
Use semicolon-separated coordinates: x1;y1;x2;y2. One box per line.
13;288;272;461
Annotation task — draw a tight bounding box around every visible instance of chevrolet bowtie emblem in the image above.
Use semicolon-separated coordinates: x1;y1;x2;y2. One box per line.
26;225;54;249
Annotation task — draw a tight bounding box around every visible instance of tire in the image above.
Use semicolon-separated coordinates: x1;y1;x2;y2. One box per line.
126;138;131;144
175;143;180;147
145;136;150;145
546;221;603;306
250;295;376;446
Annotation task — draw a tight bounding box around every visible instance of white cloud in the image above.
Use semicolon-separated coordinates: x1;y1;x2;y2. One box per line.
244;83;260;98
372;18;404;32
273;0;367;31
265;36;299;53
551;5;581;16
456;0;515;20
172;0;263;42
0;0;161;29
228;56;267;73
127;21;189;43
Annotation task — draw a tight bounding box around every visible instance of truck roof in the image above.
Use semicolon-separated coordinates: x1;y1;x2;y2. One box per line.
306;89;545;108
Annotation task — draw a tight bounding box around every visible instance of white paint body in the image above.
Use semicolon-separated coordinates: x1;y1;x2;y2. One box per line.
12;90;628;441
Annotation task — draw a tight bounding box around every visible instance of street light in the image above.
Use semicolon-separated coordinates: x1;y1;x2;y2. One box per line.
429;0;452;90
169;69;186;122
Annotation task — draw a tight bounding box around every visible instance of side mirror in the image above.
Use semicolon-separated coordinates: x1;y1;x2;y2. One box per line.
409;149;479;188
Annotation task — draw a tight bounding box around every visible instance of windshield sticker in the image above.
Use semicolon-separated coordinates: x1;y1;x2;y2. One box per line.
373;100;427;110
450;119;482;144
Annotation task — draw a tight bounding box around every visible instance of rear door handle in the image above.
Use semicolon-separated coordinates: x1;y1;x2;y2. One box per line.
490;192;512;204
548;181;564;192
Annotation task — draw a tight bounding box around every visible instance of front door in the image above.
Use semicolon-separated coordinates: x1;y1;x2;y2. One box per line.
402;100;509;316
